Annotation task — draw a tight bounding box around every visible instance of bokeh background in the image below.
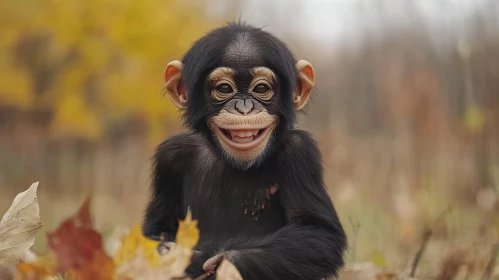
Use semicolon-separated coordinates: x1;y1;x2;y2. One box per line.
1;0;498;277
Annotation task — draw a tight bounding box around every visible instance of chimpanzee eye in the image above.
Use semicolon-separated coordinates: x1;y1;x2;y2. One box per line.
216;83;234;94
253;83;270;94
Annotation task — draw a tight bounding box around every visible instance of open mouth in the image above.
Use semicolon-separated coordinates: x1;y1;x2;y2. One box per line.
212;123;276;150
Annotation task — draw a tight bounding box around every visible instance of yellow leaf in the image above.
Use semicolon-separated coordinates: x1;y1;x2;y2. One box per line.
160;245;193;278
176;208;199;250
464;105;485;133
372;252;386;268
114;224;160;268
216;259;243;280
155;208;201;277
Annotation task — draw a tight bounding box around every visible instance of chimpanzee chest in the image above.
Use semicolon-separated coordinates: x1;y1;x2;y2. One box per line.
181;167;286;251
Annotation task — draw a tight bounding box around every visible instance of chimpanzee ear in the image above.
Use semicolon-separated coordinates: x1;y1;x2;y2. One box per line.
293;60;315;110
164;60;188;109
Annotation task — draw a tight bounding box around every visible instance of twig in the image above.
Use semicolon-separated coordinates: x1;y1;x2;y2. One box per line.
481;243;499;280
409;206;453;277
348;216;361;263
410;227;433;277
193;273;212;280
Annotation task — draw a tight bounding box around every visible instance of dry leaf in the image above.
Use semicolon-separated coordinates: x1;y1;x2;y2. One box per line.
46;197;101;271
0;182;43;265
216;259;242;280
67;250;115;280
161;245;193;278
375;272;398;280
15;253;57;280
464;104;485;133
114;224;160;268
372;252;387;268
116;247;174;280
46;197;115;279
154;208;201;277
176;208;199;250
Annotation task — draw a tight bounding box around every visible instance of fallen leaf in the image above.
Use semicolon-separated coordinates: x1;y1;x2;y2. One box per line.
46;197;115;279
67;250;115;280
464;104;485;133
114;224;160;268
216;259;242;280
372;252;386;268
376;272;398;280
161;245;193;278
154;208;201;277
15;253;57;280
46;197;100;271
0;182;43;265
176;208;199;250
116;247;174;280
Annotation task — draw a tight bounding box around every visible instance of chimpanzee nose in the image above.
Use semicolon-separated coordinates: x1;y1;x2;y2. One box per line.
235;99;254;115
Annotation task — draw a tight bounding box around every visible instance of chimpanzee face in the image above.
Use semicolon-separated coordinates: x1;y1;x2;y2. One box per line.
206;65;279;166
162;24;315;170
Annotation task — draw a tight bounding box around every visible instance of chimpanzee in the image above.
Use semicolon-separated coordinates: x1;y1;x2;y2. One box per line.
142;22;347;280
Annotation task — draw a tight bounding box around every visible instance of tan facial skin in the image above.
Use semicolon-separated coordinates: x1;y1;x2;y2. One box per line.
163;60;315;162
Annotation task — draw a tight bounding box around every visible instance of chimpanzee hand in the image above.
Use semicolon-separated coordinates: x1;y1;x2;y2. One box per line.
202;253;224;275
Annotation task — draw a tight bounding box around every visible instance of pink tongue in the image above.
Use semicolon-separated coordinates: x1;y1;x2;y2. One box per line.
232;135;255;143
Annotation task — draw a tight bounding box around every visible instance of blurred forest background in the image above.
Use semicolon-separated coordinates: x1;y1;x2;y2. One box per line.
1;0;499;277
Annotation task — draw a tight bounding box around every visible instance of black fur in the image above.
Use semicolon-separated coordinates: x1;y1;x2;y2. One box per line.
143;23;347;280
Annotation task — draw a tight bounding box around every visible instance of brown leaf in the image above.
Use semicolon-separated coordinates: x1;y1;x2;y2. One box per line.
67;250;115;280
46;197;115;279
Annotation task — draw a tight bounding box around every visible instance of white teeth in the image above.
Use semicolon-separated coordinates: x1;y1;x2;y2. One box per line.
229;129;259;138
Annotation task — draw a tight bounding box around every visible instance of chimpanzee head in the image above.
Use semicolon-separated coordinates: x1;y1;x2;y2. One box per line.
163;23;315;170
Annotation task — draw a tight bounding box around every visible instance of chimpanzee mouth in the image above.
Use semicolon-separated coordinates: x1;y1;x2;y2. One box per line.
221;128;264;143
212;123;276;150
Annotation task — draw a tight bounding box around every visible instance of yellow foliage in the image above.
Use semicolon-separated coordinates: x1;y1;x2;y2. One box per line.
464;104;486;133
0;69;33;110
372;252;387;268
0;0;224;142
49;93;102;141
114;224;160;268
176;208;200;250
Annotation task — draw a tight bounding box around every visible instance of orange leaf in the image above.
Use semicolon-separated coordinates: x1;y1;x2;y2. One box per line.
46;197;115;279
67;250;115;280
15;253;57;280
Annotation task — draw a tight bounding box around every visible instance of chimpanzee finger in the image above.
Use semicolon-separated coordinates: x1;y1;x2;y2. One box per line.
202;253;224;274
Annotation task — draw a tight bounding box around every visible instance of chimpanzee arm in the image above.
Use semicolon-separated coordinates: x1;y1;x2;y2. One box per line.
220;130;348;280
142;133;198;242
